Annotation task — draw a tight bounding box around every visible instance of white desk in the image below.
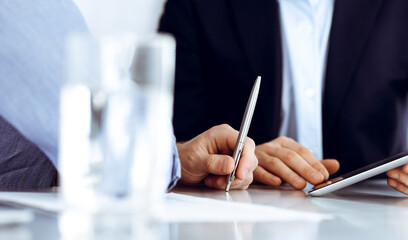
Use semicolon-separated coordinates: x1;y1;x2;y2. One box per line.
0;179;407;240
171;179;408;240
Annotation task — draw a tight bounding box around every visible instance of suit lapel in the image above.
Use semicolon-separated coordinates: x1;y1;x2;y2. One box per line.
323;0;385;129
227;0;283;137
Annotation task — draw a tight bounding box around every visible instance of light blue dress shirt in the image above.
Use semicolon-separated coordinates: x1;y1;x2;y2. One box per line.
0;0;180;189
278;0;335;160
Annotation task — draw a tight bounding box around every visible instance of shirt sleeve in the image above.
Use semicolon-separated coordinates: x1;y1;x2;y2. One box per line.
167;133;181;190
0;0;88;169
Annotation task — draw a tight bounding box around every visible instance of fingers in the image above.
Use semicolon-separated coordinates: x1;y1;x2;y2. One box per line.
275;147;324;184
202;154;235;175
387;166;408;195
278;137;329;180
204;174;253;190
387;178;408;195
403;164;408;173
208;124;240;155
387;167;408;184
254;137;341;189
178;124;258;188
204;175;226;189
204;137;257;190
320;159;340;175
253;166;282;186
201;124;257;190
235;138;258;180
257;153;306;189
257;142;325;185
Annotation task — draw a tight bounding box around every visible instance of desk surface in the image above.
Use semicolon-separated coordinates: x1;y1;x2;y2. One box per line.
1;179;407;240
172;179;408;240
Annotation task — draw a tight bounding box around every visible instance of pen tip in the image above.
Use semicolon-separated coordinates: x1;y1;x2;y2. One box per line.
225;182;231;192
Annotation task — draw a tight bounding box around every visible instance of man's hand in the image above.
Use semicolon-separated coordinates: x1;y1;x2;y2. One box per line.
253;136;340;189
387;164;408;195
176;124;258;190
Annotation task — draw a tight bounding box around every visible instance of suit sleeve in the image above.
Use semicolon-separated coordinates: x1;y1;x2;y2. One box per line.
159;0;210;141
0;116;58;189
0;0;88;169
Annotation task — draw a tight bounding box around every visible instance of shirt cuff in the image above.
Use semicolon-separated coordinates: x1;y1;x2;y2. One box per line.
167;134;181;190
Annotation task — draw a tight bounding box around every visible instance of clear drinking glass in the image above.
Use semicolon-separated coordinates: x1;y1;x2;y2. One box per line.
58;33;175;239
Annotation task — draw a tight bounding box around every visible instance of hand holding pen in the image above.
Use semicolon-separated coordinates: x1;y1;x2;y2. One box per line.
176;76;260;190
176;124;258;190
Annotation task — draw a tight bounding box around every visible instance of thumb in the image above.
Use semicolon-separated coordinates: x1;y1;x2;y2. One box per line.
201;154;235;175
321;159;340;175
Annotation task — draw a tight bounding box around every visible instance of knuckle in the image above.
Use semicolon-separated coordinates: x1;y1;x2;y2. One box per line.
265;141;275;147
219;123;232;131
289;175;305;188
246;137;256;147
255;170;270;184
208;127;217;139
241;178;253;190
266;157;279;165
241;184;250;190
277;136;294;144
257;142;268;149
284;151;297;161
263;141;279;150
255;150;263;160
246;175;254;184
298;147;311;157
260;171;269;180
252;158;259;168
277;136;289;143
290;175;300;183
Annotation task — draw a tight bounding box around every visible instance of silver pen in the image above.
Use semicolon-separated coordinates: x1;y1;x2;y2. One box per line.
225;76;261;192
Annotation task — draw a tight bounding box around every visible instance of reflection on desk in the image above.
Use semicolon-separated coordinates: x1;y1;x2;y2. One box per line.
0;179;405;240
171;179;408;240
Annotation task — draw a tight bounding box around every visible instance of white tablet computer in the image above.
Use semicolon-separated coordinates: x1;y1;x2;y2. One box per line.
308;151;408;197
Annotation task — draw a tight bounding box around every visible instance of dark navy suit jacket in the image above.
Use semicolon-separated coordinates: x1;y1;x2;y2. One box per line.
160;0;408;175
0;116;57;189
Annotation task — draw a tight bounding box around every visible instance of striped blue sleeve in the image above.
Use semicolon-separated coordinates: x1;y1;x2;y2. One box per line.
167;134;181;190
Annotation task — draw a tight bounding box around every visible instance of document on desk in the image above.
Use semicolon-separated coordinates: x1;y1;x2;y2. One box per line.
158;193;332;222
0;192;332;222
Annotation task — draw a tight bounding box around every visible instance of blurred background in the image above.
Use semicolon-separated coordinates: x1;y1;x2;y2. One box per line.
73;0;166;35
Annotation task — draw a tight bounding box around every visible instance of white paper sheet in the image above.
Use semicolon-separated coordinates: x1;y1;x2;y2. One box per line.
0;192;331;223
158;193;332;222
